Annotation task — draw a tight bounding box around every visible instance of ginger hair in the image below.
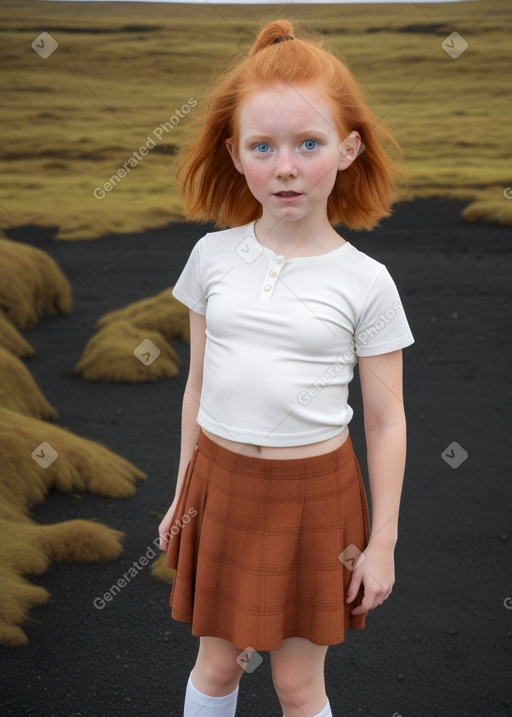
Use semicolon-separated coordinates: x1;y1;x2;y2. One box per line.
176;19;405;230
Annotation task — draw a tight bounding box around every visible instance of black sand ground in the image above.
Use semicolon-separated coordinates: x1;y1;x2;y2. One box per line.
0;198;510;716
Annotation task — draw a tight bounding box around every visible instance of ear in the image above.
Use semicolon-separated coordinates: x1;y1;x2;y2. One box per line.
337;131;363;171
225;138;244;175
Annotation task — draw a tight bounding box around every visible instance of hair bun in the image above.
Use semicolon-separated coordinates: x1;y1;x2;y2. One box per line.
271;35;294;44
249;20;295;56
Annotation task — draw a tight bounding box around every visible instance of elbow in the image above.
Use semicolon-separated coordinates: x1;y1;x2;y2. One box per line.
364;408;406;434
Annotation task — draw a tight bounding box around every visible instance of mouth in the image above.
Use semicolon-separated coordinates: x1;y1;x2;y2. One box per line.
273;191;303;202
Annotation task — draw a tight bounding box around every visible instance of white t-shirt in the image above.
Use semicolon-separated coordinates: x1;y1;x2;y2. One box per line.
172;220;415;447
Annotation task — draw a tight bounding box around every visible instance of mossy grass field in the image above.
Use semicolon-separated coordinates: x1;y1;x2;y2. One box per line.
1;0;510;240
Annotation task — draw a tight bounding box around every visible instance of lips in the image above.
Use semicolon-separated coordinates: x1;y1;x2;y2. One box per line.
273;191;303;203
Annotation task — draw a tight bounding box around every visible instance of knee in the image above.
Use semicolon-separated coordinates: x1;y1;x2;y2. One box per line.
194;653;242;690
272;669;315;706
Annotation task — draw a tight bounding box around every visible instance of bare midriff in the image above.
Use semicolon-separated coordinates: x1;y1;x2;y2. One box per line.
200;425;349;459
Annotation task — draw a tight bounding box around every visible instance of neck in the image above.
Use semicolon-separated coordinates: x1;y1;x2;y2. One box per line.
255;212;338;247
254;210;339;253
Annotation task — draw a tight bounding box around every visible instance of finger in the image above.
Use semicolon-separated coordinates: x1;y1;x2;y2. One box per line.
350;599;372;616
351;593;375;615
350;605;367;616
345;572;362;603
352;589;389;614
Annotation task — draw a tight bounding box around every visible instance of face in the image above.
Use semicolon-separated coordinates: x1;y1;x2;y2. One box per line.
225;82;361;226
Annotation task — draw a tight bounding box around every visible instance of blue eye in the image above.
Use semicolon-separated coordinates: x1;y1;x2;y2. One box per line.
302;139;317;151
255;142;271;153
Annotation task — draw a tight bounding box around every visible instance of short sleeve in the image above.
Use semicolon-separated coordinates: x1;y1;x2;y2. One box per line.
171;237;207;315
354;267;414;357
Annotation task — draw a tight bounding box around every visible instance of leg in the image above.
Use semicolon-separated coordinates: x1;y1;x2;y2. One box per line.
270;637;330;717
191;635;245;696
184;636;244;716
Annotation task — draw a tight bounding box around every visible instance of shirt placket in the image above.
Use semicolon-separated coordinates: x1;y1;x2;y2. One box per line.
258;254;286;304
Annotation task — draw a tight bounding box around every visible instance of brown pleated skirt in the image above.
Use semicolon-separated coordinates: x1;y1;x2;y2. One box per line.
165;429;370;651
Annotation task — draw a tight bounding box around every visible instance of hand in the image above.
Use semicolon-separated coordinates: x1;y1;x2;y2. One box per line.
158;497;179;552
345;543;395;616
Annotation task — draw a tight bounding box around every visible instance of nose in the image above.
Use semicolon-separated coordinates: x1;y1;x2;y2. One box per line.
274;150;297;179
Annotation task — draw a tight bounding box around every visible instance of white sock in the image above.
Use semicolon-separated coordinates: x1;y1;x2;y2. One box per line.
184;670;239;716
284;697;332;717
312;697;332;717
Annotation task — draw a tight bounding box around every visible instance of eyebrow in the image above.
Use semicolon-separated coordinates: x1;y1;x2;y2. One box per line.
245;130;329;143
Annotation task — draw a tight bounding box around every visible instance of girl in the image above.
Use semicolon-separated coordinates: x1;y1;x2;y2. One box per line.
159;19;414;717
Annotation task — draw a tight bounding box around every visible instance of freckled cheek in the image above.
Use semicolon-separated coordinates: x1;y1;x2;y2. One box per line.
307;161;339;192
242;161;271;191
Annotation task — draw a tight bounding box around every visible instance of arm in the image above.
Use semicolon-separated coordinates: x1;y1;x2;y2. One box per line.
346;349;407;615
158;308;206;550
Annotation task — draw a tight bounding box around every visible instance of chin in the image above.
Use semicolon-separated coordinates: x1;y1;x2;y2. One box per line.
278;209;311;222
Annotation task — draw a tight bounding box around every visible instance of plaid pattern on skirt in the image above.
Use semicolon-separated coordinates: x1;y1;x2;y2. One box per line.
166;428;370;651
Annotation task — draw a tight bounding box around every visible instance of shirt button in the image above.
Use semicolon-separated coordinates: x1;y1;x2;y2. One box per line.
276;257;284;265
269;271;276;278
264;284;271;291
